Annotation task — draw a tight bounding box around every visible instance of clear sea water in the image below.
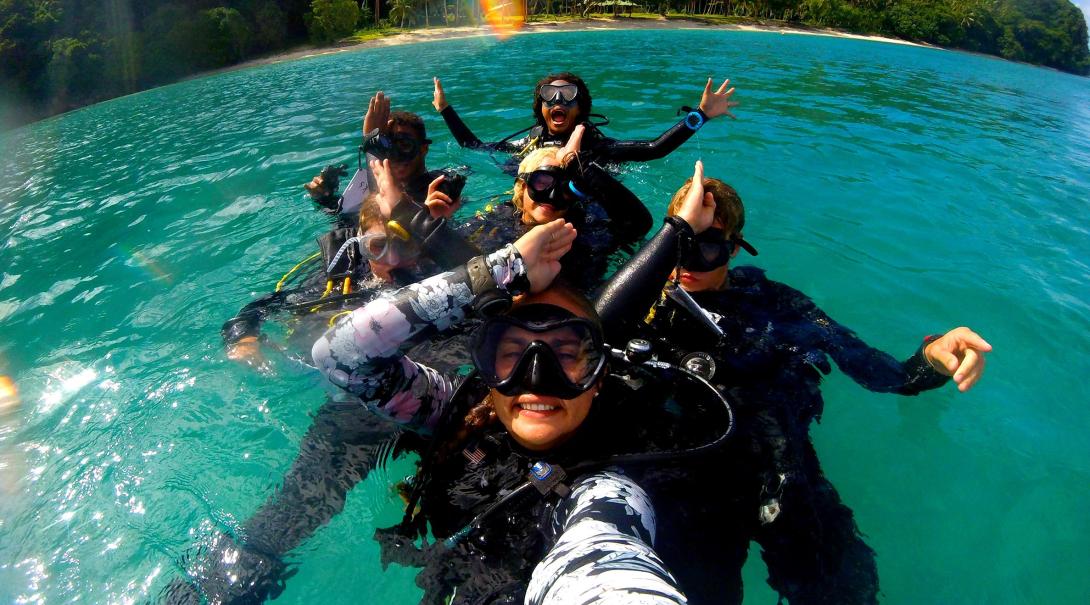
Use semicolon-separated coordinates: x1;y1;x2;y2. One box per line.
1;28;1089;604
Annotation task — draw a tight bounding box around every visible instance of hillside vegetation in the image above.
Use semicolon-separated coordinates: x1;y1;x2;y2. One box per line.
1;0;1087;127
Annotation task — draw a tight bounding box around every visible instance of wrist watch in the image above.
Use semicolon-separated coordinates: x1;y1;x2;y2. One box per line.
684;110;706;131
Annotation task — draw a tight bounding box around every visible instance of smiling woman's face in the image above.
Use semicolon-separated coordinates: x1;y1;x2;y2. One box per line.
540;79;581;136
489;291;599;452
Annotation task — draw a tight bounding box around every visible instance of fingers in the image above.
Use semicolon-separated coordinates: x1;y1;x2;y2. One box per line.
427;174;446;195
954;349;985;392
703;77;712;97
426;191;452;207
434;76;443;93
716;78;731;94
693;159;704;184
952;327;993;352
929;347;960;375
703;191;715;209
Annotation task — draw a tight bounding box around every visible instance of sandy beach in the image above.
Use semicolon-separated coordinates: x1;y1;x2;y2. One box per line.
229;16;929;73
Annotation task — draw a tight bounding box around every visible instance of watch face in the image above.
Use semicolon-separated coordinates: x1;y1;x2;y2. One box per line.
686;112;702;129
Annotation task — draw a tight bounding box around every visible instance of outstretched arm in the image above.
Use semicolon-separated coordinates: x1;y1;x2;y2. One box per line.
527;471;688;605
313;220;578;430
435;76;524;152
783;285;991;394
595;78;737;164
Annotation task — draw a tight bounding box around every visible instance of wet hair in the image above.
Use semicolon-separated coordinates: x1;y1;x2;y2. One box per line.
532;72;593;128
358;193;385;231
668;177;746;239
388;110;428;143
511;147;565;210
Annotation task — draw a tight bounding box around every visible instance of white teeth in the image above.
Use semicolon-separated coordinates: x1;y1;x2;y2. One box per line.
520;403;558;412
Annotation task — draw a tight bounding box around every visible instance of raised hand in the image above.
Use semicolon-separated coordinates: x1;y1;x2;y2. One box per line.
369;158;401;219
698;78;738;121
672;160;716;234
424;174;458;219
432;77;448;112
923;327;993;392
513;219;578;292
303;174;328;200
363;91;392;135
559;124;585;167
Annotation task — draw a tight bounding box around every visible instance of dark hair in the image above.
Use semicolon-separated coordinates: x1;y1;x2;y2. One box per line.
388;110;428;143
532;72;593;128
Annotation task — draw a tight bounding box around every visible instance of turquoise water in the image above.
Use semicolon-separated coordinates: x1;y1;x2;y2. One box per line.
1;28;1089;604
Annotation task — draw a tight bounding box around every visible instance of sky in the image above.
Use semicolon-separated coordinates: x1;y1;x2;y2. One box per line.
1077;0;1090;31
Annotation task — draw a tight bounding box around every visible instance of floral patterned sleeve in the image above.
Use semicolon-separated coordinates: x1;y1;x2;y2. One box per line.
312;245;528;434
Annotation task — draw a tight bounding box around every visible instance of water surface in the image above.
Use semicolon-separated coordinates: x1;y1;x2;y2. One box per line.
1;29;1089;604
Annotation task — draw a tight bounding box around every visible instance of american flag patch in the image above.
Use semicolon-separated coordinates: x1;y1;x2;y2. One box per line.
462;446;486;466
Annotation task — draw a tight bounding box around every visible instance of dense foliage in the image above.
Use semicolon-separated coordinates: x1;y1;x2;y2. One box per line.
1;0;1087;127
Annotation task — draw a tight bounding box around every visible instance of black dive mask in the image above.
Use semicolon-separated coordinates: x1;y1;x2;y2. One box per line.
539;83;579;107
472;304;607;399
681;228;758;271
362;129;431;163
518;166;587;210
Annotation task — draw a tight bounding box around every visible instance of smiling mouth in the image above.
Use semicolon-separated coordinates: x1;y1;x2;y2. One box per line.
519;402;559;412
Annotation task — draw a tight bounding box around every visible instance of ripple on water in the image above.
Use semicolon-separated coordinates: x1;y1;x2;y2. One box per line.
1;29;1090;605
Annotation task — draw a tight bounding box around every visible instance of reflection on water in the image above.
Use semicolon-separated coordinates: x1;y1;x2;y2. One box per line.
1;29;1090;605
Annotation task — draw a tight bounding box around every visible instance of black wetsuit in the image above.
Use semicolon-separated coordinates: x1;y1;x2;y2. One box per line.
440;105;706;168
220;226;401;354
453;161;652;293
596;220;951;605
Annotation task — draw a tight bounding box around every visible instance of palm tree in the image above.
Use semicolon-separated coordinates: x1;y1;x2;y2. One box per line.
389;0;414;27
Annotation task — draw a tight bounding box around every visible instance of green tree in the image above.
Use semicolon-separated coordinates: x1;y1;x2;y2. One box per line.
388;0;415;27
307;0;361;42
196;7;251;67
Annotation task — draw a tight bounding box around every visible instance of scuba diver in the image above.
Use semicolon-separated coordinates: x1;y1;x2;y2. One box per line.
162;181;730;605
432;72;737;170
594;162;993;605
167;162;479;604
304;93;469;227
455;124;652;292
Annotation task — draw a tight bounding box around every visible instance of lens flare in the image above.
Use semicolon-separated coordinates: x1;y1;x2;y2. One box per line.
481;0;526;39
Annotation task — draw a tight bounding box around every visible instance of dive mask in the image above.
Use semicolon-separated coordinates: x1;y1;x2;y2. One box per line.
358;221;423;263
362;129;431;163
472;304;607;399
539;83;579;107
681;228;758;272
518;166;587;210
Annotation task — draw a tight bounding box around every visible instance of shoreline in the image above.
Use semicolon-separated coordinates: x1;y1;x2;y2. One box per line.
217;16;933;76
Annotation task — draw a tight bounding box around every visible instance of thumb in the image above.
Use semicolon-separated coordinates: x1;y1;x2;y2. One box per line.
703;77;712;96
929;347;959;375
427;174;445;194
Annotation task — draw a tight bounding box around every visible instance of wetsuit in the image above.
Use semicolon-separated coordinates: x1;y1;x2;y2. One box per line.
220;226;398;355
307;247;692;604
440;106;707;166
595;220;951;605
454;161;652;293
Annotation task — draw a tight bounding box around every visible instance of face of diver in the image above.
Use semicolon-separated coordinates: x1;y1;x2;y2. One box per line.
389;124;428;184
490;291;600;452
672;219;736;293
539;80;581;137
363;222;414;282
519;158;571;226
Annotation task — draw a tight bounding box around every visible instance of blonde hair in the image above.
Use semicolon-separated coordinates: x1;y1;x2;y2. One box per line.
668;177;745;239
512;147;566;211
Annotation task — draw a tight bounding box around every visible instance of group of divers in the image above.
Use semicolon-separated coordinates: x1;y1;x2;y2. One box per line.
162;73;992;605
